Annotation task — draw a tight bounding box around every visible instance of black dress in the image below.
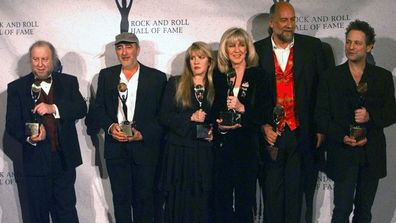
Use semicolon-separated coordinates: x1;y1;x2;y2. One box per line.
159;76;214;223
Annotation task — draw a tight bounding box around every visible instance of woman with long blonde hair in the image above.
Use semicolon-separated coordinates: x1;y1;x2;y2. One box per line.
212;27;269;222
160;41;215;223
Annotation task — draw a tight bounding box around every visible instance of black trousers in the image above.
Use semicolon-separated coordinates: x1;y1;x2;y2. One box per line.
24;151;78;223
106;147;157;223
331;163;379;223
301;142;320;223
213;132;258;223
263;127;302;223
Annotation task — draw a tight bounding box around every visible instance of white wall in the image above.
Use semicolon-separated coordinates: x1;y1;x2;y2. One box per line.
1;0;395;222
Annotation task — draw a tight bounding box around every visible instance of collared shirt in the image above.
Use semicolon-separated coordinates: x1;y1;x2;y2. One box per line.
117;66;140;123
271;37;295;72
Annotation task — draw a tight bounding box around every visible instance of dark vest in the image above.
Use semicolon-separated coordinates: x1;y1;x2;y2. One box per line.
37;86;59;151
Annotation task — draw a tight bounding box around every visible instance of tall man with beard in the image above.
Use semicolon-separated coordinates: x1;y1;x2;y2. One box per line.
6;40;87;223
254;2;327;222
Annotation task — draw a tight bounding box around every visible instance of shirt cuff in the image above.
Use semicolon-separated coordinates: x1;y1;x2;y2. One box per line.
26;137;37;146
108;123;116;135
52;104;60;119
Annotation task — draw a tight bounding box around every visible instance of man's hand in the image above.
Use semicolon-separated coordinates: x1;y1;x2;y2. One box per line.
127;128;143;142
316;133;326;148
110;123;128;142
261;124;278;146
205;127;213;142
343;135;367;147
354;107;370;124
33;102;56;116
30;124;46;142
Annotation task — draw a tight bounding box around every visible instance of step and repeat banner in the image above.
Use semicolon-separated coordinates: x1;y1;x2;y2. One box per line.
1;0;396;222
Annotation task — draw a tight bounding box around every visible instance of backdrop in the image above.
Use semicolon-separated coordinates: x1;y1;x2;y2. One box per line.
1;0;396;222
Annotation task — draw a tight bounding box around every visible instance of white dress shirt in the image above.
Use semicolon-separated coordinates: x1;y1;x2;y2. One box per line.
271;37;295;72
117;66;140;124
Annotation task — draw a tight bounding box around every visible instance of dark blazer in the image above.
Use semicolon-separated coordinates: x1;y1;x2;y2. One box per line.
93;63;167;164
6;72;87;175
254;33;326;148
211;66;267;164
212;66;265;133
315;62;396;180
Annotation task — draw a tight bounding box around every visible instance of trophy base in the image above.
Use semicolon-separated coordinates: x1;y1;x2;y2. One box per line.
267;145;278;161
196;124;210;139
120;122;134;137
349;125;366;142
219;111;241;126
25;122;40;136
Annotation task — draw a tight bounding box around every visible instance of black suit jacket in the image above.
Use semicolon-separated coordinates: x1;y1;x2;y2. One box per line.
315;62;396;180
254;33;326;149
93;63;167;164
212;67;265;133
6;72;87;175
211;67;266;163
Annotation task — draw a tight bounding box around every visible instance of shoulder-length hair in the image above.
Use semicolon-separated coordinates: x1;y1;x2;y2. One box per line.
217;27;258;73
175;41;215;109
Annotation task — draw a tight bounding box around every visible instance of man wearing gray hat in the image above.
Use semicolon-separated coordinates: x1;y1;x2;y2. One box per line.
91;32;167;222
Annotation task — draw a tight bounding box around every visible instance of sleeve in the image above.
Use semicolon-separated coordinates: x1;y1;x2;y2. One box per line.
314;70;346;144
244;68;271;131
137;72;167;142
312;37;328;133
93;70;115;132
6;82;27;144
159;77;195;137
56;76;87;121
253;69;273;127
367;70;396;129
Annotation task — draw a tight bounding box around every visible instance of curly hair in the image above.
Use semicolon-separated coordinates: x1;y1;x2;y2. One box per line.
345;20;376;45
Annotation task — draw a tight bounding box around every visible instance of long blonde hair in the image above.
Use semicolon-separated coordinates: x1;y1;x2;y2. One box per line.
217;27;258;73
175;41;215;109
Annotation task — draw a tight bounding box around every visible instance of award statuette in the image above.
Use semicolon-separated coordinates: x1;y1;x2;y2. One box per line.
267;105;285;161
219;68;241;126
117;83;134;137
194;84;210;139
349;82;368;141
25;81;42;136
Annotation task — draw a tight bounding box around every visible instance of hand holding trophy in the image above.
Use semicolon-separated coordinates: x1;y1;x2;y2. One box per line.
25;80;42;136
117;82;134;137
194;84;211;139
349;82;368;141
267;105;285;161
219;68;241;126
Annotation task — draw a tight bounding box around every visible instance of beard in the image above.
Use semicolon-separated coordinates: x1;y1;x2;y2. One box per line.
276;30;294;43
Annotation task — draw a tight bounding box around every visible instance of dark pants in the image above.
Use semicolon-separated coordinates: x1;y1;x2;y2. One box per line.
24;152;78;223
331;164;379;223
213;132;258;223
106;147;156;223
263;127;302;223
301;144;320;223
